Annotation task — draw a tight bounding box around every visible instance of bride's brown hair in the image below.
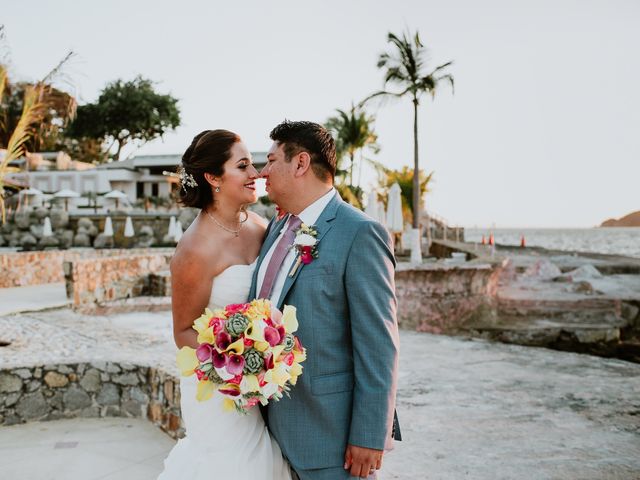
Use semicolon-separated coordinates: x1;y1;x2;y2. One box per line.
178;129;241;209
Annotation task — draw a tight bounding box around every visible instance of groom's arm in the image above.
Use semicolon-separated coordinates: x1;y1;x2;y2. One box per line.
345;220;400;451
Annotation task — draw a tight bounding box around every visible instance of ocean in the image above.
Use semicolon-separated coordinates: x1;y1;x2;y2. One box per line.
463;227;640;259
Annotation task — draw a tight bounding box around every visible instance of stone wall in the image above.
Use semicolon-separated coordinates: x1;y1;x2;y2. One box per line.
64;252;173;310
0;248;174;288
395;263;503;333
0;362;183;439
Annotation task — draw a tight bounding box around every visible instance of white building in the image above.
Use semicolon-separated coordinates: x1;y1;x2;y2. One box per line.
6;152;268;209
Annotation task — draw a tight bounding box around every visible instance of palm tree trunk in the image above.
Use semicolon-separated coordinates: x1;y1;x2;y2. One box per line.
412;98;419;229
410;97;422;263
349;152;355;187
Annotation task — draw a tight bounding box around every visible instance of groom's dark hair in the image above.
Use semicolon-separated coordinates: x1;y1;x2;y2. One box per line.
270;120;336;182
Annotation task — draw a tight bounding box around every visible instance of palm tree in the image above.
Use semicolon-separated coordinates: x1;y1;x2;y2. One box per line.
0;27;76;223
379;166;434;224
325;105;380;188
362;30;453;261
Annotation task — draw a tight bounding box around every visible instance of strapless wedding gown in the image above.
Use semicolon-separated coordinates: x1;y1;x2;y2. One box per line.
158;262;292;479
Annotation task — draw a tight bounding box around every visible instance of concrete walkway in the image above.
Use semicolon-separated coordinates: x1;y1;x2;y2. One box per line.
1;313;639;479
0;283;69;316
0;417;173;480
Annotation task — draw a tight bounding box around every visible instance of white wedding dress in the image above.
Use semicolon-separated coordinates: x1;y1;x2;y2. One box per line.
158;262;292;479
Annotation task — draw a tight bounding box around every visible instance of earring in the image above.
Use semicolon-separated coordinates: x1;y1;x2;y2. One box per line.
215;187;220;193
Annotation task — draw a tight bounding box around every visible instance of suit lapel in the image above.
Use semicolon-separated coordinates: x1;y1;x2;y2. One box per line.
249;214;289;300
276;192;342;309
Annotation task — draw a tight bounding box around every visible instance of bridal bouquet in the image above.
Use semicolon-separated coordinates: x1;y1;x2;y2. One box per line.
176;299;306;414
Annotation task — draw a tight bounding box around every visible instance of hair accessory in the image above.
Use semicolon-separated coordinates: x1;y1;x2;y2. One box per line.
177;166;198;190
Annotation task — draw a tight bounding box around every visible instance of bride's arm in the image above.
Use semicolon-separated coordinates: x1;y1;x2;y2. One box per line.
170;245;216;349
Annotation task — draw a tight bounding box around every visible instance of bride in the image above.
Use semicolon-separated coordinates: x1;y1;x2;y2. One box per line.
158;130;291;479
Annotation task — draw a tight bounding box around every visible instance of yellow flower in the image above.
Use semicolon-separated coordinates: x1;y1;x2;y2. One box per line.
225;337;245;355
241;375;260;393
253;341;270;352
282;305;299;333
270;363;291;385
176;347;198;376
272;345;286;360
197;327;215;345
196;380;215;401
289;363;303;385
247;299;271;320
222;398;236;412
192;311;210;335
245;320;266;342
294;349;307;363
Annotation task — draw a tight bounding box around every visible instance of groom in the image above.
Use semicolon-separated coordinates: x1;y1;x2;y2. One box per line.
249;120;400;480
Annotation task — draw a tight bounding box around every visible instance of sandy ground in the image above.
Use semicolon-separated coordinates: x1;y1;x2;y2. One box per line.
1;301;639;479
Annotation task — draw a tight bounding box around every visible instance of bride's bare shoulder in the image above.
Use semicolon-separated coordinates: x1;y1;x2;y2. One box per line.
170;226;224;278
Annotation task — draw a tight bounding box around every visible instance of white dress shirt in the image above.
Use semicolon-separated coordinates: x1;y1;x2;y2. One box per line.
257;188;335;304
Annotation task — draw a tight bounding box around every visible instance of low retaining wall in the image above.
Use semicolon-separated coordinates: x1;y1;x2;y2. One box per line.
395;262;503;333
0;248;174;289
0;362;183;439
63;251;173;311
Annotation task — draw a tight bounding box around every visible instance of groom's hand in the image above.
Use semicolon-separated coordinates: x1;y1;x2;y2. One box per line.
344;444;383;478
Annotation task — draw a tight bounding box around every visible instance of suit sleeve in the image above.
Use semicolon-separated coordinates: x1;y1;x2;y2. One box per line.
345;220;400;450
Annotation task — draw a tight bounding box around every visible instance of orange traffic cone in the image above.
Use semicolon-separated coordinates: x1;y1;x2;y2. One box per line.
488;233;494;246
520;235;526;248
481;235;486;245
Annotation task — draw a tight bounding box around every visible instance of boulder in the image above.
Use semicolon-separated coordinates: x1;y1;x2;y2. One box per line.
56;229;74;249
522;260;562;280
50;209;69;229
19;233;38;250
73;232;91;247
93;233;114;249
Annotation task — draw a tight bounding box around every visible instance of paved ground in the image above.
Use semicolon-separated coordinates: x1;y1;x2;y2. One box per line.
0;417;174;480
0;283;69;316
2;305;640;479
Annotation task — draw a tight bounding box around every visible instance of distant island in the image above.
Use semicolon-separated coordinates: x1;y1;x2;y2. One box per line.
601;211;640;227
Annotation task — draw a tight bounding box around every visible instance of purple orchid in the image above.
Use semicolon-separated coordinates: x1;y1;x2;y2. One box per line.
226;353;245;376
196;343;213;363
216;331;232;351
212;350;228;369
264;326;281;347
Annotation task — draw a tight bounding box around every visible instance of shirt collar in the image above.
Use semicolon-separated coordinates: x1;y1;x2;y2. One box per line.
284;188;335;231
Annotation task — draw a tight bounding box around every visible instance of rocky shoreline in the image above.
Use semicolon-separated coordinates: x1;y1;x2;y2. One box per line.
444;241;640;363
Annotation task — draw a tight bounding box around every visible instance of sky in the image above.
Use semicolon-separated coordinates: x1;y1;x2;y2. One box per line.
2;0;639;228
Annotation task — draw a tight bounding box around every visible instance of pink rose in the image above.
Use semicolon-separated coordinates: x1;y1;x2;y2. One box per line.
282;352;294;366
209;317;225;335
301;246;313;265
225;303;249;315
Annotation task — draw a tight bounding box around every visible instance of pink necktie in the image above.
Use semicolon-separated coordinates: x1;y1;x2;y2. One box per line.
258;215;302;299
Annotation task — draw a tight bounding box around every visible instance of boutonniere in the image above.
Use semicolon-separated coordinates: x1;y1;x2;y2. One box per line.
288;223;319;277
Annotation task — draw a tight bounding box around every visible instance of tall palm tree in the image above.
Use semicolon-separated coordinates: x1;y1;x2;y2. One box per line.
0;31;76;223
362;30;453;260
325;104;380;188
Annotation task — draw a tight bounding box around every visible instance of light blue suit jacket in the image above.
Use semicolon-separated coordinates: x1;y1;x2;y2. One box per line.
248;192;400;473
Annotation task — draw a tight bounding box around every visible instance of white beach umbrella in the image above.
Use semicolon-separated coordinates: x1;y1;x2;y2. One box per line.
168;216;177;238
103;190;129;210
386;183;404;234
103;217;114;236
21;188;43;207
173;220;183;242
123;216;135;237
365;194;380;220
42;217;53;237
21;188;43;196
53;188;80;211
